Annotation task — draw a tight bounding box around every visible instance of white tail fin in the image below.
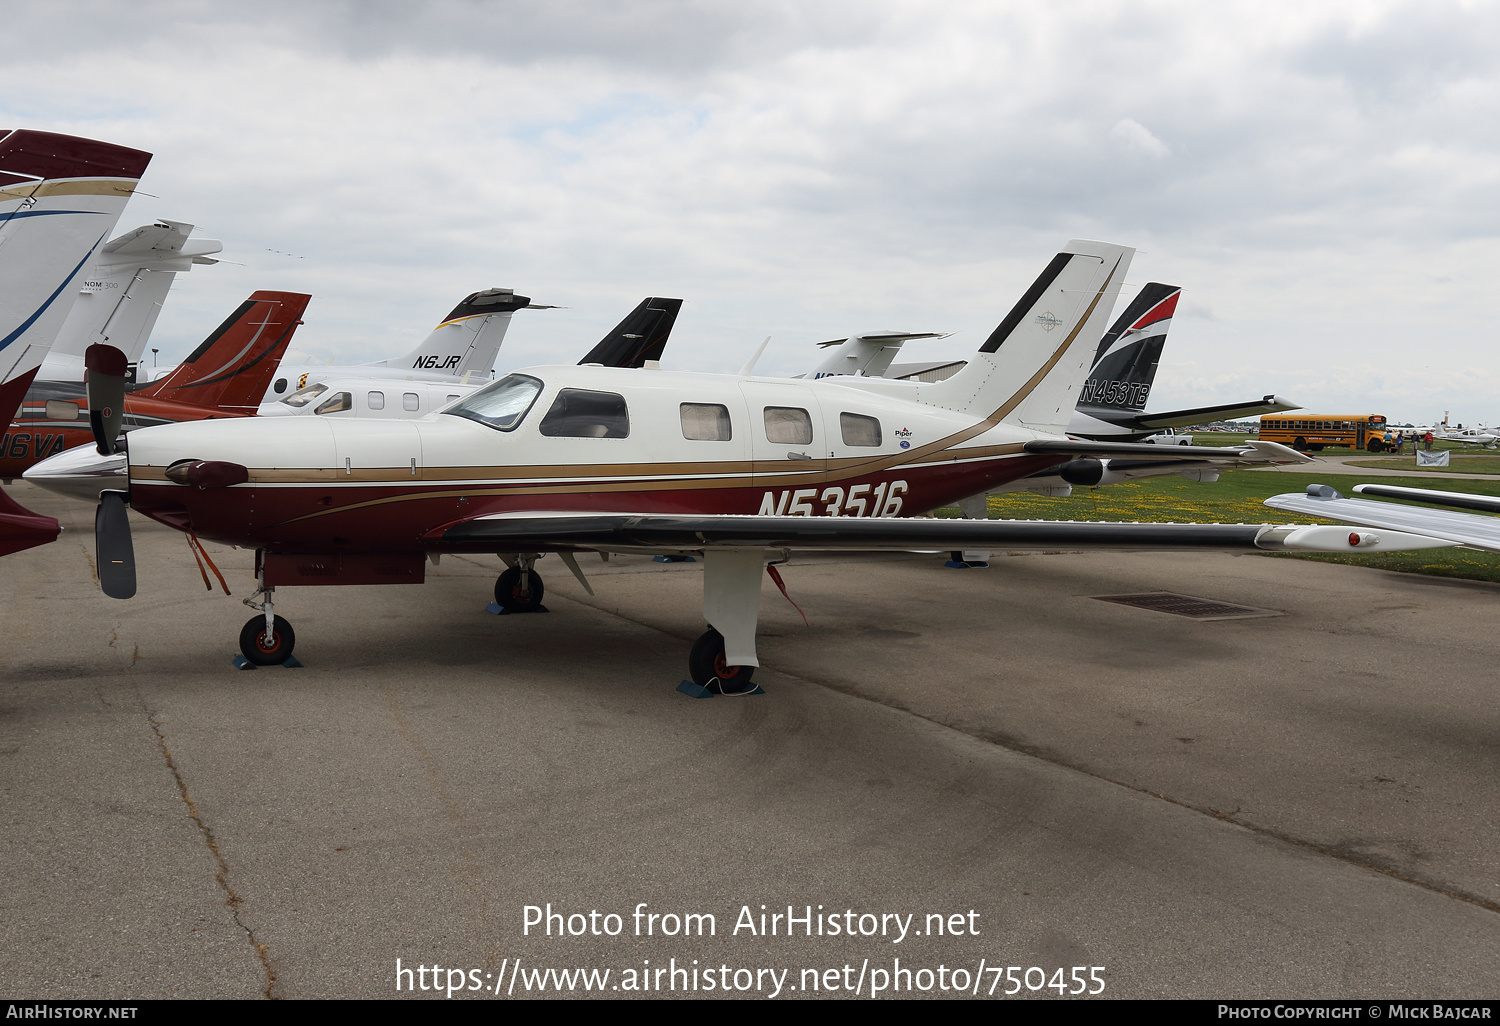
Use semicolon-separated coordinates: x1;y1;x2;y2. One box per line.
916;240;1133;433
0;130;152;391
39;219;223;379
370;288;531;379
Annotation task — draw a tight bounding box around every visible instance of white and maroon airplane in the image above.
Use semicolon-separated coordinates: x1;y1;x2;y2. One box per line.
26;240;1450;689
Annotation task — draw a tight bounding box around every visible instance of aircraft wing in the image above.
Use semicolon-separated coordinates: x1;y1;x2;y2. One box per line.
1352;483;1500;515
1024;437;1311;465
1263;484;1500;553
1131;395;1301;430
437;512;1448;555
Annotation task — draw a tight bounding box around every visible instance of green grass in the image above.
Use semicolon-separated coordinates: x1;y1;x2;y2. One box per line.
956;468;1500;585
1346;457;1500;474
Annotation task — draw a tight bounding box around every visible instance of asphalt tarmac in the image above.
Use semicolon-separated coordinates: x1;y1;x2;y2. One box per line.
2;481;1498;1000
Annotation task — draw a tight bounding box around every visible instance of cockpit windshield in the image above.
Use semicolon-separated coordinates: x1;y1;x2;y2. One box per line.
280;382;329;408
442;373;543;431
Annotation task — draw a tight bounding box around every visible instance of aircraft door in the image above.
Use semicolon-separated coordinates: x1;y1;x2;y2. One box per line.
739;381;829;515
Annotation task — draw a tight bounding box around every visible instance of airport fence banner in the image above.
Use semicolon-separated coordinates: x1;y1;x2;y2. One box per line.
1416;450;1451;467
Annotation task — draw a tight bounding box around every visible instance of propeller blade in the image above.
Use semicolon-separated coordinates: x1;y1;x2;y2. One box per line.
85;343;128;455
95;489;136;599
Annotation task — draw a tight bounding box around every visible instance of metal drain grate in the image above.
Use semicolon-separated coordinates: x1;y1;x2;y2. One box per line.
1092;592;1282;621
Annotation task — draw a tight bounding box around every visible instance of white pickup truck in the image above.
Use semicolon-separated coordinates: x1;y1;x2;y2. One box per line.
1143;427;1194;446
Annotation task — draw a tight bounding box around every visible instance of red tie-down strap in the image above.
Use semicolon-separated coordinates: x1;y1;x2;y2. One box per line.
764;563;808;626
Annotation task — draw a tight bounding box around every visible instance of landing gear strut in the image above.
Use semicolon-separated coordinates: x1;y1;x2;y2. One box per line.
494;554;545;612
688;628;757;694
239;578;296;664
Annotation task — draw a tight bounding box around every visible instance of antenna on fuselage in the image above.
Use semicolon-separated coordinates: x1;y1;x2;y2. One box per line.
739;336;771;377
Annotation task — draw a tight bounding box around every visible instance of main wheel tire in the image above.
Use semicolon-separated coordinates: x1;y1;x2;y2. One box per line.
689;628;756;694
494;567;545;611
239;614;296;665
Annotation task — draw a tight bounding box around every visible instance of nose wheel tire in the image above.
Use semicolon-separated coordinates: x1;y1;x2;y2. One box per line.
495;567;545;611
689;628;756;694
239;615;296;665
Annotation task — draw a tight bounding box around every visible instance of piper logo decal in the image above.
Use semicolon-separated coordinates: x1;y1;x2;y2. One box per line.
758;480;908;518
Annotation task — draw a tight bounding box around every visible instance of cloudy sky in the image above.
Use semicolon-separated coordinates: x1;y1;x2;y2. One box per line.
7;0;1497;422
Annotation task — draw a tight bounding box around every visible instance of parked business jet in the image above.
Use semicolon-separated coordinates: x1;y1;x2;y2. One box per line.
262;287;541;401
0;129;152;555
28;240;1447;687
259;296;683;419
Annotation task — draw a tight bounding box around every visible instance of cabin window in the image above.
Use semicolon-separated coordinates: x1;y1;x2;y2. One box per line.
314;392;352;415
764;407;813;445
280;382;328;408
540;388;630;438
446;395;460;403
367;391;385;411
44;400;80;421
681;403;732;441
273;378;288;394
442;373;543;432
403;392;420;412
840;412;881;447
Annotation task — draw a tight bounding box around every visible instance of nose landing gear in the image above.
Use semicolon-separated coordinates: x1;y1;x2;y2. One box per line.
239;579;297;665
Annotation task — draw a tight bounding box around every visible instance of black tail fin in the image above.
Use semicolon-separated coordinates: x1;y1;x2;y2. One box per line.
1076;283;1180;414
577;298;683;368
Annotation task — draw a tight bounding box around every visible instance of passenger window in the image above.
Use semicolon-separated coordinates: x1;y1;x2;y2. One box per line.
403;392;420;412
840;412;881;447
539;388;630;438
367;391;385;411
764;406;812;445
681;403;732;441
314;392;352;415
442;374;542;432
273;378;287;394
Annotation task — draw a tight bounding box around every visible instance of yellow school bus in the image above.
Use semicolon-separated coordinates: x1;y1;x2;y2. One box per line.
1258;414;1390;452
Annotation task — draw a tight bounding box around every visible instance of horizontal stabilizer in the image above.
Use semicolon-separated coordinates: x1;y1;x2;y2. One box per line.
1134;395;1300;430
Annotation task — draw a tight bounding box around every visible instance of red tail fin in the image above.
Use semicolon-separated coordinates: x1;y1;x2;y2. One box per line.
134;291;311;414
0;368;60;555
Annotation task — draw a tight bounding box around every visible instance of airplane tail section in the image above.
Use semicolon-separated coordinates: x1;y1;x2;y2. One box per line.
1075;282;1180;417
1;130;152;391
0;130;150;557
46;220;223;374
133;291;311;414
915;240;1133;433
370;288;531;381
577;297;683;368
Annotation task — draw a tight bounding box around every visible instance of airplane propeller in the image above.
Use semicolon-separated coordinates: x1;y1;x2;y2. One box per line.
84;343;136;598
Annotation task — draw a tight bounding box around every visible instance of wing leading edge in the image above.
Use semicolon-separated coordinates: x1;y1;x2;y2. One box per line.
436;512;1448;555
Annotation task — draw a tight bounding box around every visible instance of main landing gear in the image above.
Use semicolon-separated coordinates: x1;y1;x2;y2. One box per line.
239;580;297;665
688;627;757;694
494;554;546;612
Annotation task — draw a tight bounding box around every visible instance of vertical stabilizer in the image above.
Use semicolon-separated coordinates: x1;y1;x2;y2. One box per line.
40;220;223;378
1075;282;1180;416
0;130;150;557
133;291;311;414
371;288;531;379
915;240;1133;433
0;130;152;394
576;297;683;368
